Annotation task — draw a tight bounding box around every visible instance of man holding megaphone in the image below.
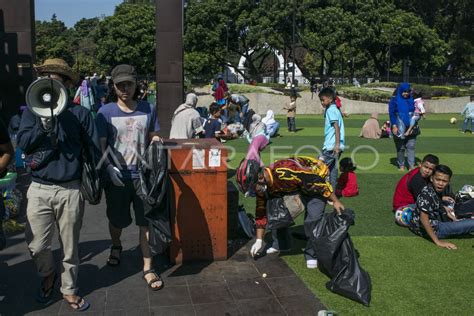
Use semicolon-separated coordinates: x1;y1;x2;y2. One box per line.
17;58;100;311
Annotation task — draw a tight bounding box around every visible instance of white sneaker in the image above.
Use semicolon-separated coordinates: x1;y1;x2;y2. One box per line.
266;247;279;254
306;259;318;269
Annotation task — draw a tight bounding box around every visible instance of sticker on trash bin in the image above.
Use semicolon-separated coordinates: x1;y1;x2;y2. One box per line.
192;149;205;169
209;149;221;167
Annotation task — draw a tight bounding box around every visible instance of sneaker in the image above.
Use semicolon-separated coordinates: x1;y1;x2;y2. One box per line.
266;247;279;254
306;259;318;269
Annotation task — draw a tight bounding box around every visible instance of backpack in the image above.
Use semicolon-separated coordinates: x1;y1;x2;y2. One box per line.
454;185;474;219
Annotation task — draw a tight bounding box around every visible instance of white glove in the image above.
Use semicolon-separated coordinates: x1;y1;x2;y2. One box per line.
41;117;52;130
106;165;124;187
250;239;263;257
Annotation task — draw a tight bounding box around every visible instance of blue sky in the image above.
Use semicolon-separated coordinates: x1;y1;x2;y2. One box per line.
35;0;123;28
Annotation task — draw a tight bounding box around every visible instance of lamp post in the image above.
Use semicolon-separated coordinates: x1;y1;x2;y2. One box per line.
291;0;296;85
386;44;391;82
225;22;229;82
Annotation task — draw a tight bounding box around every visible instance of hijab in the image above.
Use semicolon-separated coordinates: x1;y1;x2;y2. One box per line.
360;112;381;139
262;110;276;125
395;82;414;127
80;80;89;96
214;80;225;100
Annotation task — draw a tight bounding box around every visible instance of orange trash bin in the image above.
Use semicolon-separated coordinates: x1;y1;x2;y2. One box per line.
166;139;228;263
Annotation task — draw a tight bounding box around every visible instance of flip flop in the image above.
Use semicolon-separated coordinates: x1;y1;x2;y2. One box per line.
65;296;90;312
143;269;164;291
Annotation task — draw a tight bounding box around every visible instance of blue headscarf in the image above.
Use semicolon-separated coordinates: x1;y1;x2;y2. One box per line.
389;82;414;127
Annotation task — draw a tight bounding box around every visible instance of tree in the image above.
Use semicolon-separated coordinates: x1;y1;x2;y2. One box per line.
94;3;156;75
71;18;102;74
35;14;74;65
351;1;447;77
184;0;278;82
299;4;363;78
394;0;473;76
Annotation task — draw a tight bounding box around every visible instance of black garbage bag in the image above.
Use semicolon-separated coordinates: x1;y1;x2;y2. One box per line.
266;196;294;230
80;146;102;205
138;142;172;256
311;209;372;306
146;180;173;256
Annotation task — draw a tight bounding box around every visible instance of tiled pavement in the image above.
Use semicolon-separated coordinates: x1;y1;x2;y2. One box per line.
0;173;326;315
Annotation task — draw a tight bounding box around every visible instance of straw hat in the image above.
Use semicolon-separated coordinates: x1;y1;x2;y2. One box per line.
34;58;79;84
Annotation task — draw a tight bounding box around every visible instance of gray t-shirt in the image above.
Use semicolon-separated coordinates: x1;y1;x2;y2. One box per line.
97;101;160;178
231;94;249;105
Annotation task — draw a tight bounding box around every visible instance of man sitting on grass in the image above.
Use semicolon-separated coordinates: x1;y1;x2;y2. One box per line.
408;165;474;249
392;154;454;211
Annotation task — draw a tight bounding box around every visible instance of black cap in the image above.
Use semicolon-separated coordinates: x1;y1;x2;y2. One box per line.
111;64;137;84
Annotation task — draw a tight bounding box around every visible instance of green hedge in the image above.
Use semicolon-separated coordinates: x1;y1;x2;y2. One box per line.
227;83;272;94
363;82;473;99
338;87;392;103
363;82;399;88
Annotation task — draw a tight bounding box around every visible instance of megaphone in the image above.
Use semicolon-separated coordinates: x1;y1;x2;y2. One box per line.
25;78;68;118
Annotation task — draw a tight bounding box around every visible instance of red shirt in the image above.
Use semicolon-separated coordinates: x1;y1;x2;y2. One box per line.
392;167;420;210
335;96;342;109
336;171;359;197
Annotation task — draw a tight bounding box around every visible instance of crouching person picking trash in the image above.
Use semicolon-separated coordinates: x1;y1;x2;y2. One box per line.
236;156;344;268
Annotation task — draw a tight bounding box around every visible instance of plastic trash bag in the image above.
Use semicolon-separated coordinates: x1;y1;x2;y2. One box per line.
138;142;172;255
267;196;294;230
311;209;372;306
266;194;305;230
80;147;102;205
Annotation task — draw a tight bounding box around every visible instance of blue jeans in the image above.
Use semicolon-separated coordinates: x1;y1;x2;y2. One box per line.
395;112;413;137
319;150;340;190
436;219;474;239
394;137;416;169
462;118;473;132
287;117;296;131
409;114;421;128
266;122;280;137
270;195;327;260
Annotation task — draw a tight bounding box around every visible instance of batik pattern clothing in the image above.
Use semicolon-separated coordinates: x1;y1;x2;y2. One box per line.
409;184;444;236
255;156;332;228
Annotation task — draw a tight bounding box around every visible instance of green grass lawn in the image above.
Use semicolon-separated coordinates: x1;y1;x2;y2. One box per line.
227;113;474;315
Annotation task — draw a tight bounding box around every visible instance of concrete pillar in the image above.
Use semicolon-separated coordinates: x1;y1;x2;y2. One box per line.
155;0;184;138
0;0;35;122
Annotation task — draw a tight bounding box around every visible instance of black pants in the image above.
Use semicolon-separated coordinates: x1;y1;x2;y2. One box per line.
287;117;296;131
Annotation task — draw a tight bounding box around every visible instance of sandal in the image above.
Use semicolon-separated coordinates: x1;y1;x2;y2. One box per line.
36;272;57;305
143;269;164;291
107;245;122;267
65;296;90;312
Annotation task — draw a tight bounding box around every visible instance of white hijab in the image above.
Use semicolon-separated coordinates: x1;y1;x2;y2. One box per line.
261;110;276;125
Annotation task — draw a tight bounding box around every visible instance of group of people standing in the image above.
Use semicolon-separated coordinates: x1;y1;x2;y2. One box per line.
3;59;163;312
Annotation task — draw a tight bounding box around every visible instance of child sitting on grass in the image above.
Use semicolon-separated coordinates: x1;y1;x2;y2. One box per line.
381;120;392;138
335;157;359;197
404;90;426;137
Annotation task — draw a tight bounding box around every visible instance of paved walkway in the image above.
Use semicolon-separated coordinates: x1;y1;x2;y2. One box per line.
0;173;326;315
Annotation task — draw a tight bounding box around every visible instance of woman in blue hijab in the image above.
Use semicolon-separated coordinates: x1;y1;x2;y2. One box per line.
388;82;417;171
